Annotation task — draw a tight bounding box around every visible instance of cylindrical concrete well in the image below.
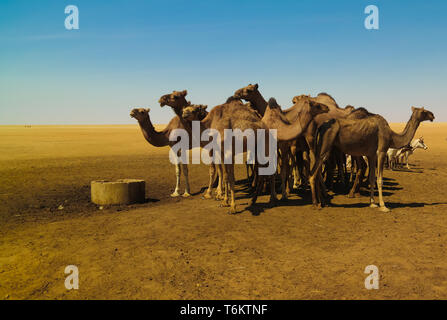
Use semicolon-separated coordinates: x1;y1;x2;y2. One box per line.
91;179;146;205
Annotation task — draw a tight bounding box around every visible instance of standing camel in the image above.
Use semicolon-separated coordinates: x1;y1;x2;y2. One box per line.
234;84;309;200
130;104;208;197
286;93;354;206
312;106;434;212
159;90;224;199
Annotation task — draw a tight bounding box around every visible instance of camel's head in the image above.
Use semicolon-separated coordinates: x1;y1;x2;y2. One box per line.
292;95;310;105
344;105;355;112
411;106;435;122
182;104;208;121
233;83;259;100
308;100;330;116
130;108;150;122
158;90;188;107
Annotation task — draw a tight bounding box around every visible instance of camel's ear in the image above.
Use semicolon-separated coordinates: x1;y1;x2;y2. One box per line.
254;83;258;90
145;108;151;113
292;96;298;104
202;105;208;110
181;90;187;97
411;106;416;112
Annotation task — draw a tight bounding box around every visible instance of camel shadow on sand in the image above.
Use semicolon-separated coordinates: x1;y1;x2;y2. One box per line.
224;176;446;215
329;201;447;209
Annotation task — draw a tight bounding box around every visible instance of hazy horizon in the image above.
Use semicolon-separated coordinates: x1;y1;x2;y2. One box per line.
1;0;446;125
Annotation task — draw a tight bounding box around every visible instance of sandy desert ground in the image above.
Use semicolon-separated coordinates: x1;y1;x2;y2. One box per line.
1;123;447;300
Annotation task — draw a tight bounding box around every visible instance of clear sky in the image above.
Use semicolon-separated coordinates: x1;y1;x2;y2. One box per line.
0;0;446;124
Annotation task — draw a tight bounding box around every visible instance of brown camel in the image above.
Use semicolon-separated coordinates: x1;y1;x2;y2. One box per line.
283;93;354;206
234;84;306;200
233;83;268;184
130;104;208;197
312;106;435;212
344;107;376;198
159;90;224;199
182;97;329;213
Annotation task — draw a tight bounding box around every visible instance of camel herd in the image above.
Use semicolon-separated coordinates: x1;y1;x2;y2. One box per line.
130;84;434;214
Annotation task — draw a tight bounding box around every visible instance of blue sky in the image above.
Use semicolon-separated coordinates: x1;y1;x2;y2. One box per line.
0;0;446;124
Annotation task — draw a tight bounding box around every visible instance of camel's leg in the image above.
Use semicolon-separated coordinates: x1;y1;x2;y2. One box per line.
290;145;299;189
221;164;229;207
251;164;258;190
292;153;301;189
349;156;355;184
215;163;224;200
310;164;326;208
204;164;216;199
250;174;264;206
269;172;278;205
301;149;310;187
348;157;365;198
318;169;329;205
181;164;191;197
377;151;390;212
368;155;378;208
226;164;237;214
336;152;347;188
310;148;330;208
279;145;289;200
171;163;181;197
325;153;335;190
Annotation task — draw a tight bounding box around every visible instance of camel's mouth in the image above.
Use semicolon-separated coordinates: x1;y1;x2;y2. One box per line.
158;97;168;107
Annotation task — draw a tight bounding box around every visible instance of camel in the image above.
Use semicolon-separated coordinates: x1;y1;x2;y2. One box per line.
343;107;376;198
312;106;434;212
233;84;268;184
130;104;208;197
286;93;354;206
234;84;329;200
158;90;225;199
181;97;329;213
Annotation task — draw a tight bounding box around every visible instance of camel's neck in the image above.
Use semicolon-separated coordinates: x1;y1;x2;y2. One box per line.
390;112;421;149
249;91;268;116
283;105;302;123
170;98;190;117
264;108;314;142
137;115;170;147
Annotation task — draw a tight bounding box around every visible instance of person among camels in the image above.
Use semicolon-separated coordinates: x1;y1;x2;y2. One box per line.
182;96;329;214
130;103;208;197
311;106;434;212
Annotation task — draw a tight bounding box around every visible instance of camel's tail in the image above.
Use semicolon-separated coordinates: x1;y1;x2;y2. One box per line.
314;119;336;159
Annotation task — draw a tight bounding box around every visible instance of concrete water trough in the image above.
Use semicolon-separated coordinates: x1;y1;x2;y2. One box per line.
91;179;146;205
